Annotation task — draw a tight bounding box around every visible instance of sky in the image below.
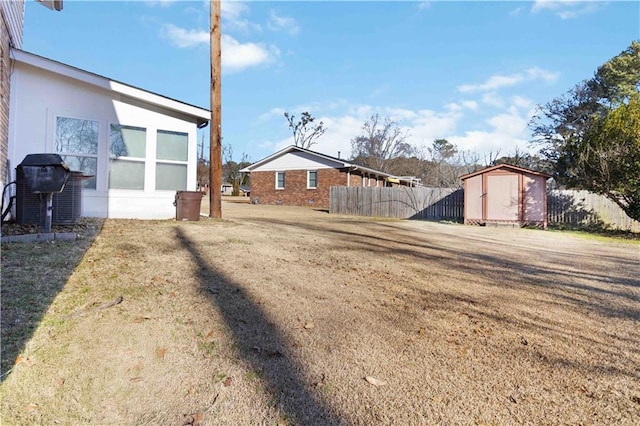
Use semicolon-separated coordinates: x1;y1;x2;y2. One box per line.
23;0;640;164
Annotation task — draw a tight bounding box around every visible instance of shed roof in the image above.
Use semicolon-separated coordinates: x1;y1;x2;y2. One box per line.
12;49;211;128
460;163;551;181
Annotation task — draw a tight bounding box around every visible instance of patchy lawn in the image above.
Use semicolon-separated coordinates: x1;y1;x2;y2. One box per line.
1;203;639;425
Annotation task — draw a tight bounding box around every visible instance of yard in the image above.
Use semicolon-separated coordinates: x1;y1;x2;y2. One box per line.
1;202;639;425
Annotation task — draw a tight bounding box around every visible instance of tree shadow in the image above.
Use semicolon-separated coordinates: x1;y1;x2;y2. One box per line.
174;227;343;425
547;191;610;231
0;219;104;381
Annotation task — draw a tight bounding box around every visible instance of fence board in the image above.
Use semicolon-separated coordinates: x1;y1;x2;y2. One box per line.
547;190;640;232
330;186;639;232
330;187;464;221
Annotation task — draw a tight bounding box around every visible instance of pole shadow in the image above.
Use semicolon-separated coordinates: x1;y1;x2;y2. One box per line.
175;227;343;425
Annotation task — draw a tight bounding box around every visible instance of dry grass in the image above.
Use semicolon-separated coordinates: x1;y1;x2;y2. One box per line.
1;203;639;425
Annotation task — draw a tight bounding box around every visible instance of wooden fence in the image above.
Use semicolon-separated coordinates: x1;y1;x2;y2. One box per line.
330;187;464;221
330;186;639;232
547;190;640;232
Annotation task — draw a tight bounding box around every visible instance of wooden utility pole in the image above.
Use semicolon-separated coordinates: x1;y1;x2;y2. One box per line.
209;0;222;218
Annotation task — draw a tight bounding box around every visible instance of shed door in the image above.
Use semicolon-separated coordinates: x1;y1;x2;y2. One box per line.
486;174;519;221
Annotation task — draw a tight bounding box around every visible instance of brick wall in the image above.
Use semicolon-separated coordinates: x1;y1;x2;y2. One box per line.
251;168;351;209
1;17;9;186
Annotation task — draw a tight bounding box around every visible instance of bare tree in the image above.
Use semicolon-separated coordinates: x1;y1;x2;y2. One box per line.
223;145;251;196
350;114;414;173
284;111;326;149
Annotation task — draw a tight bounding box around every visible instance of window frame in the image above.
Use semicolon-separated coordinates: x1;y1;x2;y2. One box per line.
275;171;285;190
108;124;147;190
54;115;100;190
307;170;318;189
155;129;189;192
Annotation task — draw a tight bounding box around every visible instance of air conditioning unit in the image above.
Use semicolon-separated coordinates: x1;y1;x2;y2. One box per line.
16;169;84;225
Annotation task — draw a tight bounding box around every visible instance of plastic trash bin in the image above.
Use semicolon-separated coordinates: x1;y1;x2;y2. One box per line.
174;191;205;221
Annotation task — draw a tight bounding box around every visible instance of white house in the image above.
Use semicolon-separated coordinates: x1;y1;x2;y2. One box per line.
8;49;210;219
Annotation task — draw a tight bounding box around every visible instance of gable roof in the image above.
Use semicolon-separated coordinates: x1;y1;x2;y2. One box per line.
240;145;417;184
460;163;552;180
12;49;210;127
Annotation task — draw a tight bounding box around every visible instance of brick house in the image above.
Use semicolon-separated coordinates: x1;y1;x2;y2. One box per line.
240;145;418;209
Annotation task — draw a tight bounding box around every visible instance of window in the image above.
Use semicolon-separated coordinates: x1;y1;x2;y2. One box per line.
308;170;317;189
109;124;146;190
55;116;99;189
276;171;285;189
156;130;188;191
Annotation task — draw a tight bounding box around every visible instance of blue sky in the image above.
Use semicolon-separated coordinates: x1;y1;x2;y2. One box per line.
24;1;639;164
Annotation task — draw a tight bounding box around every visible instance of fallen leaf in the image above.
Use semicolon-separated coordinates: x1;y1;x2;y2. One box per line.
365;376;387;387
205;330;215;340
183;411;204;426
156;348;167;359
304;322;315;330
223;376;233;387
130;376;143;382
25;403;39;411
520;337;528;346
14;355;33;367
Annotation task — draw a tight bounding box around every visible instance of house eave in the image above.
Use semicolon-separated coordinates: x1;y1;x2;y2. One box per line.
11;49;211;125
460;163;551;181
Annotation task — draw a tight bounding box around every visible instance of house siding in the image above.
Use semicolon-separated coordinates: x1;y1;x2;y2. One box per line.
251;168;348;208
1;0;25;189
8;53;207;219
1;17;9;188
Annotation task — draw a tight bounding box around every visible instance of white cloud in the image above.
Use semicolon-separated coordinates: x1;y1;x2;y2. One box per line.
531;0;603;19
161;24;277;72
144;0;176;8
221;0;249;21
258;107;287;122
221;0;261;33
457;67;559;93
162;23;208;48
268;10;300;35
257;91;540;161
448;101;535;156
481;92;505;108
261;103;461;159
222;34;279;72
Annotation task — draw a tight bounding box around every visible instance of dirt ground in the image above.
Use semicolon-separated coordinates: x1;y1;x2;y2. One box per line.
1;202;639;425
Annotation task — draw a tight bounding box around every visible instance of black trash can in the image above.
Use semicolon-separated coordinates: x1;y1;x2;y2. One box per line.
174;191;205;221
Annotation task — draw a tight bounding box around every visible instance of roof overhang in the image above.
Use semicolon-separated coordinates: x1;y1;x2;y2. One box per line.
12;49;210;128
460;163;552;180
36;0;63;11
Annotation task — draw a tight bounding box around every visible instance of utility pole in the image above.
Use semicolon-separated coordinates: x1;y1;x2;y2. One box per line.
209;0;222;218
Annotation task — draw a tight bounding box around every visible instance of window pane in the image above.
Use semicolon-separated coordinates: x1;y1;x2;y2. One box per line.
156;163;187;191
56;117;98;154
309;171;317;187
61;155;97;189
157;130;188;161
110;125;146;158
109;159;145;190
277;171;285;189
